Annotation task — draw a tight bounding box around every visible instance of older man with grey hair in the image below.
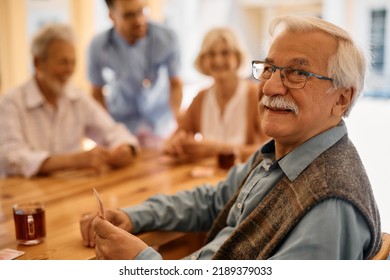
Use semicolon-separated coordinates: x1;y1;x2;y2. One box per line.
0;23;139;177
80;15;381;260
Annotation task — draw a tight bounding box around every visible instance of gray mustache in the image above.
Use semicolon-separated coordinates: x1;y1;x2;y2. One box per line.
261;95;299;114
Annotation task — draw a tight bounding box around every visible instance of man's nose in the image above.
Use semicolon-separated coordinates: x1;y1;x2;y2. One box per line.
262;69;288;96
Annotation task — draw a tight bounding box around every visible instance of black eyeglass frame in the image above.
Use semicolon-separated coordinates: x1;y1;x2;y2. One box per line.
251;60;333;89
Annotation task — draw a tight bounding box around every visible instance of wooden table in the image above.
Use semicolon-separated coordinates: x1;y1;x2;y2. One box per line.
0;151;226;259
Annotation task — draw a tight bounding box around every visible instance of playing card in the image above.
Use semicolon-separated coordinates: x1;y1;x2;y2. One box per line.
0;248;25;260
190;166;215;178
93;188;106;220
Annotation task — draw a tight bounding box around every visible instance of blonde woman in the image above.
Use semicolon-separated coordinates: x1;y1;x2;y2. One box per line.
164;27;269;160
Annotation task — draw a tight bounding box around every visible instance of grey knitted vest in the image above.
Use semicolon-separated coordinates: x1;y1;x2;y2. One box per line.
206;135;381;260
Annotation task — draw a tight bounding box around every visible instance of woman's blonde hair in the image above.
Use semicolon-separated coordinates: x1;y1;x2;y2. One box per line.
194;27;247;76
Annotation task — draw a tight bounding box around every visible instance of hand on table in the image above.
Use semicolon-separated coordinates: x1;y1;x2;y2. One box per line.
39;144;136;175
164;131;217;158
76;146;111;174
163;130;187;156
107;144;136;168
180;138;218;158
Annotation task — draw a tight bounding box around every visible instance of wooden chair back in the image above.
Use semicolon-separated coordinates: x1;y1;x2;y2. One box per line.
370;232;390;260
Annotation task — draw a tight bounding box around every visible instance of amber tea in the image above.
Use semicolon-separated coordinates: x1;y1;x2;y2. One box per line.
13;202;46;245
217;151;236;170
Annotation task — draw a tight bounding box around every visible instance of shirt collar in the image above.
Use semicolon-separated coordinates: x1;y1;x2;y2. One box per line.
112;28;127;46
25;77;79;109
112;25;149;48
260;121;348;181
259;140;278;172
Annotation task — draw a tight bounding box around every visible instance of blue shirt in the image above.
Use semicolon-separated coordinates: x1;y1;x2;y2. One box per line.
124;121;371;259
88;22;181;137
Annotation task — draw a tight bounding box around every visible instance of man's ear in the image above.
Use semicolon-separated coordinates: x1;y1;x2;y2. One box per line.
34;57;44;73
33;57;40;69
109;9;115;23
332;87;354;117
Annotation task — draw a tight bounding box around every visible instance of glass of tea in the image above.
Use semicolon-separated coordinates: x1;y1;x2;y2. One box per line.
13;202;46;245
217;147;238;170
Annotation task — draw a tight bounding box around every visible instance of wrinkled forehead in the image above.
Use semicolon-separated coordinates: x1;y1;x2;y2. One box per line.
266;30;338;69
44;40;76;60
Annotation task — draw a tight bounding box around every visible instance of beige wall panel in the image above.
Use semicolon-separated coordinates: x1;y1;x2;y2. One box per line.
69;0;95;94
0;0;29;93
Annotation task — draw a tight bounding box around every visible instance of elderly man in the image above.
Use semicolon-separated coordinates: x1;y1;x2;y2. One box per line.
0;24;139;178
80;15;381;260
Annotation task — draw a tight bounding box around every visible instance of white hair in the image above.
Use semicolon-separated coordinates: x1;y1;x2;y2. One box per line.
267;15;368;116
31;23;75;60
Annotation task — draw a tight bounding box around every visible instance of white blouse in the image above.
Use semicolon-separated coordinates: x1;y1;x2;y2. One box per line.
200;80;248;145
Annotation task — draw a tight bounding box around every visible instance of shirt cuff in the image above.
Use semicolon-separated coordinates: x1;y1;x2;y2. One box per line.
135;246;163;260
25;151;50;178
122;204;154;234
7;151;50;178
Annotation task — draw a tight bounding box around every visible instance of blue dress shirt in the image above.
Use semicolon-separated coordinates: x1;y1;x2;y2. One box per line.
124;121;371;259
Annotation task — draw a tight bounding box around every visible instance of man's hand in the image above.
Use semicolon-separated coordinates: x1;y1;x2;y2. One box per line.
77;146;111;173
92;217;148;260
80;208;133;247
39;146;111;175
108;144;135;168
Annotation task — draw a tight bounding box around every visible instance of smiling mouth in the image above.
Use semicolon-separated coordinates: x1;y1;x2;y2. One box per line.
265;106;294;113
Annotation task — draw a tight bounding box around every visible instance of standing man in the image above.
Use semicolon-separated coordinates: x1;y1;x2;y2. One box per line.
88;0;183;147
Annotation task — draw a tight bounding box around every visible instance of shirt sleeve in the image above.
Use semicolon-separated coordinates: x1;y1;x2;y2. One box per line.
269;199;372;260
0;96;50;178
165;30;181;78
123;152;260;234
178;91;204;133
135;247;163;260
87;36;105;87
80;92;139;149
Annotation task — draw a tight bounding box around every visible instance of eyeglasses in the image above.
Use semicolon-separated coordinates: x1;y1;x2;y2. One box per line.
252;60;333;89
